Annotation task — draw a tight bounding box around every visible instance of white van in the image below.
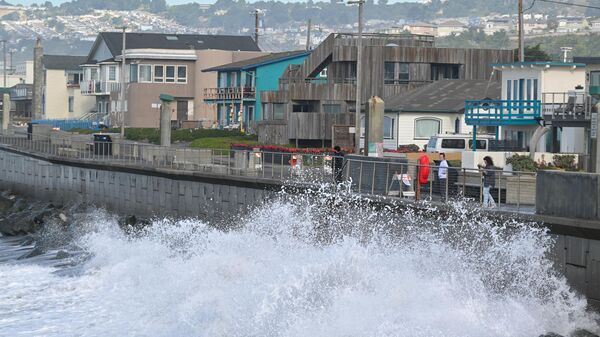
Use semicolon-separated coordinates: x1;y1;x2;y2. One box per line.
426;134;495;153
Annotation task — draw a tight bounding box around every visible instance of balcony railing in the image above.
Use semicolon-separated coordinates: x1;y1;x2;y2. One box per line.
203;87;256;101
541;92;593;122
10;87;33;100
80;80;121;95
465;100;542;126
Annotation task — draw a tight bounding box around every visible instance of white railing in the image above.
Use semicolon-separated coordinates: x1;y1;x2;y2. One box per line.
80;80;121;95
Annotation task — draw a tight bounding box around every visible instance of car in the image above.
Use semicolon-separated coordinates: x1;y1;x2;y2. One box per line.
426;133;495;153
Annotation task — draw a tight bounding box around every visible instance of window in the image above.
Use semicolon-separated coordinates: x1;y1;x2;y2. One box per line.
165;66;175;83
108;66;117;81
322;104;341;113
68;96;74;113
273;103;285;120
468;139;487;150
431;64;460;80
90;68;98;81
414;118;441;139
441;139;466;149
139;65;152;82
219;72;227;88
129;64;138;83
154;65;164;82
533;79;538;101
177;66;187;83
384;116;394;139
384;62;409;84
526;79;532;100
506;80;512;101
67;72;81;85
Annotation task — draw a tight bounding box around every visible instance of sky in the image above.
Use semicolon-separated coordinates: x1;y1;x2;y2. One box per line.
8;0;421;6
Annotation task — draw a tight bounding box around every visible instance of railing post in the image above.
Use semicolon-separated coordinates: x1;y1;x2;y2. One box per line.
517;172;521;212
358;161;363;194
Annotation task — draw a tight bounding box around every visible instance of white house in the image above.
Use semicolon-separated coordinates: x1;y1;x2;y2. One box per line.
360;80;501;150
491;61;588;153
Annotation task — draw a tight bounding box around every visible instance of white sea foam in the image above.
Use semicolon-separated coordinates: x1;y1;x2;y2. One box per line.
0;196;598;337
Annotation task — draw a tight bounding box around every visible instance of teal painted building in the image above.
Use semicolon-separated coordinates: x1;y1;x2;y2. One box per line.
203;50;309;131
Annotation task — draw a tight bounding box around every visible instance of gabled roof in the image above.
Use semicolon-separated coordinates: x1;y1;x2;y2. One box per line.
384;80;502;113
202;50;310;72
43;55;87;70
86;32;260;63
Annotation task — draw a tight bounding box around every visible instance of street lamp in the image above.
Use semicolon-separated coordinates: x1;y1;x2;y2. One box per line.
342;0;365;154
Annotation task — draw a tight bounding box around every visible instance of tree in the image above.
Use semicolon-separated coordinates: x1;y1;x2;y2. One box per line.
379;0;388;5
148;0;166;13
514;44;552;61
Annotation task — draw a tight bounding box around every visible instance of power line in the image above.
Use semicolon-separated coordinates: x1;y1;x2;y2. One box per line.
536;0;600;10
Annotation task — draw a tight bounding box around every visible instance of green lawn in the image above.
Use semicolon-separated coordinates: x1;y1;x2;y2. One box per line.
190;136;260;149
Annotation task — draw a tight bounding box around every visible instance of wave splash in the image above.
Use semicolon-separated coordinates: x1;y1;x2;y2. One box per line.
0;189;598;337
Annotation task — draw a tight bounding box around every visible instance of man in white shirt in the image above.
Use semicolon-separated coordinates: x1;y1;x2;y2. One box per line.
438;152;449;201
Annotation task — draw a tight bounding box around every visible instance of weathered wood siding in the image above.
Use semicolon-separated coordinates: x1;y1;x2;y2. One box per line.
288;112;354;140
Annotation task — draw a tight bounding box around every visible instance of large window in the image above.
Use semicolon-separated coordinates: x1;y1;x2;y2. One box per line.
384;62;409;84
67;72;81;85
108;66;117;81
129;64;138;83
414;118;441;139
384;116;394;139
68;96;74;113
323;104;341;114
90;68;98;81
139;65;152;82
154;65;164;82
441;139;465;149
273;103;285;120
177;66;187;83
165;66;175;83
431;64;460;80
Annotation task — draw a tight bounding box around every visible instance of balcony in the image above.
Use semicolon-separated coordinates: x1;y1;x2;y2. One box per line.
81;80;121;96
541;92;593;127
10;86;33;101
203;87;256;101
465;100;542;126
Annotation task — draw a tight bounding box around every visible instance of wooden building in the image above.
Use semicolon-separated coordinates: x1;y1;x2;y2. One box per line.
257;32;514;146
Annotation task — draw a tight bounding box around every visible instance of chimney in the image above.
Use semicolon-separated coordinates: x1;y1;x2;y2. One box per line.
32;37;43;120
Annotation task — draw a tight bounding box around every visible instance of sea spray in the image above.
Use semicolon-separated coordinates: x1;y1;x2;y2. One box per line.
0;187;598;337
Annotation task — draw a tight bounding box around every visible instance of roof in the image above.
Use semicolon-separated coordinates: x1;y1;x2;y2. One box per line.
87;32;260;63
573;56;600;65
202;50;310;72
383;80;502;113
438;20;467;27
492;61;585;68
43;55;87;70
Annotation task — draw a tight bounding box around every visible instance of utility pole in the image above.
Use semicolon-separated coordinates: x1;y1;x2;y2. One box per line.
1;40;6;88
306;19;312;51
9;49;14;75
518;0;524;62
348;0;364;154
119;27;126;137
251;9;260;46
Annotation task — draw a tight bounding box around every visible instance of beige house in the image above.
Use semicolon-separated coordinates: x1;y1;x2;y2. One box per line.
80;32;264;128
402;22;437;36
436;20;468;37
42;55;95;120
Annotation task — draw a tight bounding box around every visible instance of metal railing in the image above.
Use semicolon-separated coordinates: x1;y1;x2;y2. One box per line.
344;156;537;212
0;133;539;212
80;80;121;95
541;92;593;120
465;99;542;126
0;133;335;184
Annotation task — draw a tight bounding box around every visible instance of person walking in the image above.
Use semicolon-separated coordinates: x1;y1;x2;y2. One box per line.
332;145;345;184
478;156;497;208
438;153;448;201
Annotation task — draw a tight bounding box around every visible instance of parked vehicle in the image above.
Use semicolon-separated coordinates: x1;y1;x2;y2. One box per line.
426;134;495;153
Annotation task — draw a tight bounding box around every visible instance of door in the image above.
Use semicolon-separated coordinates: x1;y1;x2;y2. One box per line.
177;100;188;125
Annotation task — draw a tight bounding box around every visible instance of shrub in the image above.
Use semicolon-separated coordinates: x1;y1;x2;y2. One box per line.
553;154;577;171
506;154;538;172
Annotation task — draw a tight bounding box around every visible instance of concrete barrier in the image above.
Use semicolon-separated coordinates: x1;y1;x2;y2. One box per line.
536;170;599;220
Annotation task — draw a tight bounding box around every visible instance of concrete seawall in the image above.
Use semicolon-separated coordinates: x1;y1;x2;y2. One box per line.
0;147;278;218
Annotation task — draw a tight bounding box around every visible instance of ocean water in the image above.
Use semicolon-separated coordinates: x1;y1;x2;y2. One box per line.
0;190;598;337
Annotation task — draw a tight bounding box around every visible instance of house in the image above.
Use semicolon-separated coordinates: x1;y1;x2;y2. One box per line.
42;55;95;120
80;32;263;128
402;22;437;36
436;20;468;37
465;61;589;154
201;50;310;133
589;18;600;32
369;80;501;150
258;32;513;146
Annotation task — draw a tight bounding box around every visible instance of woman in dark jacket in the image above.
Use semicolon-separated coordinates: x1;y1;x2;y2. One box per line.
332;146;344;184
478;156;496;208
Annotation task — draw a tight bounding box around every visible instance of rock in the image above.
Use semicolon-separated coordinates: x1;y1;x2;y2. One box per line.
571;329;600;337
0;195;15;211
59;213;67;222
